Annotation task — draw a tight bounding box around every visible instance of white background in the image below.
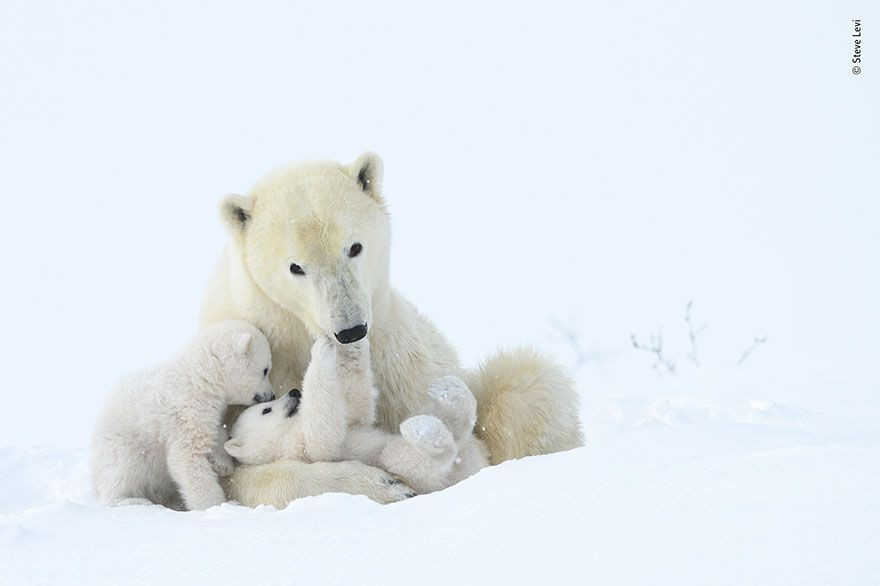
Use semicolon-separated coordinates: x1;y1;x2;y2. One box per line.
1;3;878;584
1;0;876;447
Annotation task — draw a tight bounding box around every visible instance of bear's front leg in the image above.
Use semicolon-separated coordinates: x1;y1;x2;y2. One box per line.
335;338;378;428
299;337;349;462
208;425;235;477
222;459;416;507
166;440;227;510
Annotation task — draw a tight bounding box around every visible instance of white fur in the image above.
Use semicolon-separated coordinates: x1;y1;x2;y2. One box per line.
201;152;584;505
220;459;415;507
226;338;486;494
91;320;276;510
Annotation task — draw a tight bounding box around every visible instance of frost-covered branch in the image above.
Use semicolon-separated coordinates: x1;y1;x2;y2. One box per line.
736;336;767;366
630;329;676;376
684;300;709;366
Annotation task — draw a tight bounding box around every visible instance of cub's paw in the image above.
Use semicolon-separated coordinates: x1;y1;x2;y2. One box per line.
310;335;337;361
377;474;419;501
426;376;478;439
183;486;227;511
306;336;340;379
400;414;456;455
114;497;156;507
338;461;417;503
336;336;370;365
210;426;236;477
208;450;236;477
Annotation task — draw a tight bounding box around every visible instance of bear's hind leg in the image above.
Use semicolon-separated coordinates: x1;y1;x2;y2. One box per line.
424;375;478;441
423;375;489;486
115;497;156;507
93;439;162;506
380;415;457;494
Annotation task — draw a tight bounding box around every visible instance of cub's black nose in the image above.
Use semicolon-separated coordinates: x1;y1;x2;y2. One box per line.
334;323;368;344
285;389;301;418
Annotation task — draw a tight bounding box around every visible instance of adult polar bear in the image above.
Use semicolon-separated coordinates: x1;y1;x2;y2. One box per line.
201;152;583;506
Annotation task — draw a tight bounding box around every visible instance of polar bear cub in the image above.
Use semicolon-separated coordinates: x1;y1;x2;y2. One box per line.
225;337;488;494
91;320;276;510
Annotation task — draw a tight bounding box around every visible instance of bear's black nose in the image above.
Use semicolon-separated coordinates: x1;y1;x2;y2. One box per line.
334;323;368;344
288;389;301;399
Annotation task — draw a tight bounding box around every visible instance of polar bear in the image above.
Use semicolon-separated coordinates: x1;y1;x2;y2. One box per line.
225;337;488;494
91;320;277;510
202;152;583;506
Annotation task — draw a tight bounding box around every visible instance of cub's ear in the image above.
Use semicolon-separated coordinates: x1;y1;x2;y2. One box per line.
224;438;245;460
233;332;252;355
219;194;253;239
346;151;384;202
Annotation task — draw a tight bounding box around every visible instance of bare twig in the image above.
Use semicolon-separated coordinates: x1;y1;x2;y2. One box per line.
684;300;709;366
548;317;615;371
737;336;768;366
631;329;676;376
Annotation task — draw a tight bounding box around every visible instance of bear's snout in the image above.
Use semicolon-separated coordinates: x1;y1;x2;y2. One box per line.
253;392;275;404
334;323;368;344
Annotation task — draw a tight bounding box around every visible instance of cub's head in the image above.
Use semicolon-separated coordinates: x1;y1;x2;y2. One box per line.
203;320;276;405
224;389;302;464
220;152;391;344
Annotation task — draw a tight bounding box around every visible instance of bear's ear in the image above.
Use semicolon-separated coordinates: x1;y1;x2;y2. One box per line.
346;151;384;202
219;194;253;239
224;438;245;460
233;332;252;355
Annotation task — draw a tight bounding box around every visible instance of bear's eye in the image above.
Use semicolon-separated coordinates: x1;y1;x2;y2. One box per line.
289;263;305;275
348;242;363;258
262;407;272;415
263;367;268;377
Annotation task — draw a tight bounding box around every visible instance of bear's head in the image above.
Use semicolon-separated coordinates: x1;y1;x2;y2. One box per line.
203;320;276;405
220;152;391;344
224;389;302;464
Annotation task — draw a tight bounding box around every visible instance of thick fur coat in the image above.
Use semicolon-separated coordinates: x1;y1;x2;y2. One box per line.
226;337;488;494
91;321;275;510
201;152;584;506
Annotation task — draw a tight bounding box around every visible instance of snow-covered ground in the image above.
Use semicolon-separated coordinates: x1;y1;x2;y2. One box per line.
3;364;879;585
1;0;878;584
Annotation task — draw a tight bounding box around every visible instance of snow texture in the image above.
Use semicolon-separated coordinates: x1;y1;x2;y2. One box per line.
2;377;879;585
0;0;878;584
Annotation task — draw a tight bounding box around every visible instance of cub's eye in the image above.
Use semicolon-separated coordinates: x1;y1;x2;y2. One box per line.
263;367;268;377
289;263;305;275
348;243;363;258
262;407;272;415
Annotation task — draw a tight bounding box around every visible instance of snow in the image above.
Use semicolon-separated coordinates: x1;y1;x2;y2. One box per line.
3;398;879;584
1;0;878;584
3;363;879;584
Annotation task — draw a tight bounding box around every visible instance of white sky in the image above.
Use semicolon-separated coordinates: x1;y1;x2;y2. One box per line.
0;0;877;446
